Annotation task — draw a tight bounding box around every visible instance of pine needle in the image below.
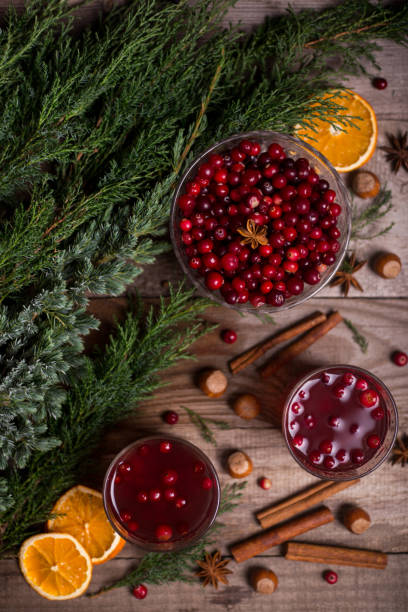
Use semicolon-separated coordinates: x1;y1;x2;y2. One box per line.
344;318;369;354
351;187;394;240
182;406;230;446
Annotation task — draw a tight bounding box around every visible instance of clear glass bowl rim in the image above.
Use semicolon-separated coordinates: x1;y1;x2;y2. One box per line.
282;364;399;481
170;130;352;312
102;434;221;551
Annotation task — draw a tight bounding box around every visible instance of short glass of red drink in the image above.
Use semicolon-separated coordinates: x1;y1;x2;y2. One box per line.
283;365;398;480
103;435;220;551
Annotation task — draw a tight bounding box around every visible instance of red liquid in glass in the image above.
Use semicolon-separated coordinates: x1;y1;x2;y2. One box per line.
286;367;388;473
104;437;219;548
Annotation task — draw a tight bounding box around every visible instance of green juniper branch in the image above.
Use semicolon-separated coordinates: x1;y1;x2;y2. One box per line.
182;406;231;446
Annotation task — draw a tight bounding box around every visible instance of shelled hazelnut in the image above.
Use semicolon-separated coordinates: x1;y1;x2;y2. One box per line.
351;170;380;199
232;393;261;420
251;568;279;594
227;450;253;478
342;506;371;534
373;252;401;279
198;369;228;398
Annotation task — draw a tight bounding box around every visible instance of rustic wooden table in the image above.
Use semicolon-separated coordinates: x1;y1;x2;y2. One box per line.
1;1;408;611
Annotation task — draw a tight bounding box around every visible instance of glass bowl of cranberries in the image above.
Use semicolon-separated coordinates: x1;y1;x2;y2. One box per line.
282;365;398;480
170;131;351;310
103;435;220;551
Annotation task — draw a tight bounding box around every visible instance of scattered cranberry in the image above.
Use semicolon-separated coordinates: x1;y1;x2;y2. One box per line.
259;477;272;490
175;497;187;509
155;524;173;541
137;491;148;503
351;449;365;464
359;389;379;408
367;434;381;449
373;77;387;90
355;378;368;391
201;477;213;489
163;410;179;425
324;570;338;585
392;350;407;367
133;584;148;600
333;385;346;399
342;373;355;386
149;488;161;502
292;402;303;414
309;450;322;464
164;487;177;501
323;456;335;469
336;449;347;463
159;441;172;453
319;440;333;454
293;434;304;447
221;329;237;344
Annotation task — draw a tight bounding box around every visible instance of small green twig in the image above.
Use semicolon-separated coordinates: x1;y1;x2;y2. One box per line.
344;318;368;354
182;405;230;446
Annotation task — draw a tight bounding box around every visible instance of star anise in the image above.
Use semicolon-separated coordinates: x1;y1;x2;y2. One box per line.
237;219;268;249
196;550;232;589
380;132;408;173
330;252;367;297
391;434;408;466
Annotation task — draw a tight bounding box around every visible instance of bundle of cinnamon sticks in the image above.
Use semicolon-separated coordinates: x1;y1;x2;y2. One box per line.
230;479;387;570
229;310;343;377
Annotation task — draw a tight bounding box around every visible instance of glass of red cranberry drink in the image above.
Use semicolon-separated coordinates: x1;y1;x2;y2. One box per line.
283;365;398;480
103;436;220;551
170;131;351;311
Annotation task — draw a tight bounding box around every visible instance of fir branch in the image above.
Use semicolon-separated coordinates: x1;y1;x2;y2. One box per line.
344;318;369;354
0;285;211;553
89;481;247;596
351;187;394;240
183;406;230;446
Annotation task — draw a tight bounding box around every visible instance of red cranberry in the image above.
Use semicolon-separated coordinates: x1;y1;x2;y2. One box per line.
163;410;179;425
309;450;322;464
371;406;385;420
351;449;365;464
259;244;273;257
260;280;273;294
321;372;330;384
291;402;303;415
258;476;272;490
137;491;148;503
286;277;304;295
333;385;346;399
303;267;321;285
197;239;213;254
182;232;193;245
221;253;239;272
164;487;177;501
133;584;148;600
355;378;368;391
201;477;213;489
324;456;335;469
202;253;219;269
330;202;342;217
194;461;205;473
188;257;201;270
359;389;379;408
127;520;139;532
175;497;187;509
350;424;359;434
149;488;161;502
208;153;224;168
293;434;304;447
336;449;347;462
392;350;407;367
205;271;224;290
160;440;172;453
342;373;355;386
120;511;132;522
118;461;132;474
162;469;178;486
324;570;338;585
156;524;173;541
250;292;266;308
221;329;237;344
268;143;284;159
319;440;333;454
373;77;387;90
304;414;316;429
367;434;381;449
328;416;340;428
179;218;192;232
323;189;336;204
266;290;285;307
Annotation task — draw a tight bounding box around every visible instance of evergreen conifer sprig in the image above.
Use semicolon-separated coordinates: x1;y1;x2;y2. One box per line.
0;284;212;550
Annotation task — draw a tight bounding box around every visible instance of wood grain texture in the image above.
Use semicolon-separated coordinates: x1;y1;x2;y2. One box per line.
0;0;407;610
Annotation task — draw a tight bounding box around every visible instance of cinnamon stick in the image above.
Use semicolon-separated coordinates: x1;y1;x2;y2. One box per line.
229;311;327;374
285;542;387;569
231;506;334;564
259;311;343;379
256;479;358;529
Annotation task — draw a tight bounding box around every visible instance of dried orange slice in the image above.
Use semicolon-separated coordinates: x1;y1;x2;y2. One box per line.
19;533;92;600
47;485;125;565
296;90;377;172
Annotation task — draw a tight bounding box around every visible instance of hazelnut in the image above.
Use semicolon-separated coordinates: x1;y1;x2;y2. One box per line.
232;393;261;420
251;568;279;594
227;450;253;478
198;369;228;398
373;252;401;279
351;170;380;199
343;506;371;534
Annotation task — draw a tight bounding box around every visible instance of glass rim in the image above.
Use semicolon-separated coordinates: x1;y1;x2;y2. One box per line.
102;434;221;551
282;364;399;481
170;129;352;313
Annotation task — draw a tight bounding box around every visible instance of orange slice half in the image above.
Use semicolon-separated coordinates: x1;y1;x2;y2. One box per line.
19;533;92;600
47;485;125;565
296;90;377;172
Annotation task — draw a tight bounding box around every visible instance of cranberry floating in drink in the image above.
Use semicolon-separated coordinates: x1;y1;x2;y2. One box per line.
283;365;398;480
103;436;220;551
171;131;351;311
